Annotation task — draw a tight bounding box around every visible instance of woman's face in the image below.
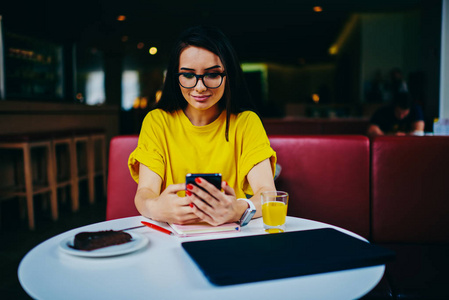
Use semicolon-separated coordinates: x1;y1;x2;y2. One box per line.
178;46;225;114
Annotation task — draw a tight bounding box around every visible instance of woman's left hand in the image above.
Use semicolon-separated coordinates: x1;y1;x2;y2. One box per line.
186;178;245;226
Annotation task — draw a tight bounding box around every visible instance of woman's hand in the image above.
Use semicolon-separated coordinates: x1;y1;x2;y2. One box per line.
186;178;246;226
151;183;202;224
135;163;201;224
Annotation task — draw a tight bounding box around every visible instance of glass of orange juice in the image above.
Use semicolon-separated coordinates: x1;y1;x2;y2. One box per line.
261;191;289;233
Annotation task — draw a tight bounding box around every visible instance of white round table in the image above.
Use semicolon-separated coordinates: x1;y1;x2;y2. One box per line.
19;216;384;300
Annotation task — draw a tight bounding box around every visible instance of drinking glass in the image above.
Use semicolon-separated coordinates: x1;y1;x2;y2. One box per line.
261;191;289;233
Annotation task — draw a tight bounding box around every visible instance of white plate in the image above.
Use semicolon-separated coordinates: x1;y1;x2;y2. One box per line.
59;232;148;257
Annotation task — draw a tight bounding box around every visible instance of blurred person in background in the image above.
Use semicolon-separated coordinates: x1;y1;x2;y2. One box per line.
367;92;424;136
385;67;408;102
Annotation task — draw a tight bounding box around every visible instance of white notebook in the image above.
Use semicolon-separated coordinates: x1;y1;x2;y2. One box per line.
168;222;240;237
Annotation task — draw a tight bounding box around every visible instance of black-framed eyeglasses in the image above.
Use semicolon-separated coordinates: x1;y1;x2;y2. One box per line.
176;72;226;89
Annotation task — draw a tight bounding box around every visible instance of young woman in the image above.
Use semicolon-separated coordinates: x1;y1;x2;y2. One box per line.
128;26;276;226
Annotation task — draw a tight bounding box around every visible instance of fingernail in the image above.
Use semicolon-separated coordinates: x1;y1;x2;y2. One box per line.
195;177;202;184
189;203;194;208
187;184;194;190
186;190;192;196
224;181;228;186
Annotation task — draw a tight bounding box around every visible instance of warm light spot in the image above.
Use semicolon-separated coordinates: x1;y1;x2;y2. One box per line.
329;45;338;55
132;97;140;109
117;15;126;21
76;93;83;100
312;94;320;103
328;14;359;56
155;90;162;103
313;6;323;12
149;47;158;55
137;42;144;49
140;97;148;109
121;36;128;42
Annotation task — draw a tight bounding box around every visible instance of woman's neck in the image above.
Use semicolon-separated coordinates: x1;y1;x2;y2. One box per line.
184;106;222;126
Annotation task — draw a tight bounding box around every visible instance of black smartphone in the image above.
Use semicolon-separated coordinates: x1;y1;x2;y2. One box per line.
186;173;222;191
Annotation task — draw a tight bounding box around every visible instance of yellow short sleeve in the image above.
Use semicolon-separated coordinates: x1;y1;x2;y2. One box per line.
237;112;277;195
128;111;166;183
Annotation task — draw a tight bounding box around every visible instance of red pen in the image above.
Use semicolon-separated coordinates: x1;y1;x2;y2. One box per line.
141;221;173;236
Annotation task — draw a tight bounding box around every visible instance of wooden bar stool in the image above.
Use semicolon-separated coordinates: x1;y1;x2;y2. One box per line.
72;128;107;204
88;129;107;201
0;133;57;230
51;131;79;212
72;131;90;205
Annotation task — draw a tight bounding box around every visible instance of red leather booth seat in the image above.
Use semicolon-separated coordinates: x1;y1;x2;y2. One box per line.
371;136;449;243
370;136;449;299
105;134;449;298
106;135;140;220
269;135;370;238
106;134;371;241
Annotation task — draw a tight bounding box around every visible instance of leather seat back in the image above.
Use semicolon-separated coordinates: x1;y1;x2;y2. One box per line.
371;136;449;243
269;135;370;238
106;135;140;220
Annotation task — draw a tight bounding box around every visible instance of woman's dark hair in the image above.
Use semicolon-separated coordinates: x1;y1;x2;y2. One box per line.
156;25;254;141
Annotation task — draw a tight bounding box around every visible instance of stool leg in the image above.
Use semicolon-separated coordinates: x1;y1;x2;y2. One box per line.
101;136;107;196
87;137;95;204
23;144;35;230
47;143;58;221
70;139;80;212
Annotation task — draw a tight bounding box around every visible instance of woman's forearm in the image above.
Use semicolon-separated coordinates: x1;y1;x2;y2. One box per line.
134;187;160;219
248;186;274;219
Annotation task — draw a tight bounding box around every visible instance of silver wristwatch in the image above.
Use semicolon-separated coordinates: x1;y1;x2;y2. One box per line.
237;198;256;226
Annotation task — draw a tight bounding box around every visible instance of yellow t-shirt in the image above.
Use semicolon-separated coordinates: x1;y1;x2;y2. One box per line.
128;109;276;198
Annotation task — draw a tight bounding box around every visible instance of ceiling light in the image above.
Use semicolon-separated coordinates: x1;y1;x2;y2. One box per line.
149;47;158;55
329;46;338;55
329;14;359;55
313;6;323;12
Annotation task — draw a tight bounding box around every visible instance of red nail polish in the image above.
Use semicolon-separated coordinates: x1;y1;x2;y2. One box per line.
186;190;192;196
187;184;194;190
195;177;202;184
224;181;228;186
189;203;194;208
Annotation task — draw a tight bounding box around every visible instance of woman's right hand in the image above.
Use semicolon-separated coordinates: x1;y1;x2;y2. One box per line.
151;183;201;224
135;163;200;224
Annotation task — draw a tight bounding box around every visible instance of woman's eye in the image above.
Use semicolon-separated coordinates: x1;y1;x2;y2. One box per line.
205;73;220;79
182;73;195;79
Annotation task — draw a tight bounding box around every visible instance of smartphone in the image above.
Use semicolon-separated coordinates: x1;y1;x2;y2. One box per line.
186;173;222;191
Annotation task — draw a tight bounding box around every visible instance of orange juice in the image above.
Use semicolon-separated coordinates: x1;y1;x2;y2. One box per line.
262;201;287;226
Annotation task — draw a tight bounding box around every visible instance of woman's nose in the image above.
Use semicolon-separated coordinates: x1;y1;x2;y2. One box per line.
195;78;207;92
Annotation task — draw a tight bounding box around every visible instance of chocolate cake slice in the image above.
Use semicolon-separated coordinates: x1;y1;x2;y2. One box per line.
73;230;132;251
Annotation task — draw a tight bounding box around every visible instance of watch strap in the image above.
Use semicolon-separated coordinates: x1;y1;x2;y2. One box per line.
237;198;256;210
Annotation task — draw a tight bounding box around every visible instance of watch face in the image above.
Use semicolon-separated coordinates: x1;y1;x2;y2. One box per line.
241;209;256;226
247;210;256;220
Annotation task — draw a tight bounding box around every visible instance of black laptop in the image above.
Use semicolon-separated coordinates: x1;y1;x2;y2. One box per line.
181;228;395;286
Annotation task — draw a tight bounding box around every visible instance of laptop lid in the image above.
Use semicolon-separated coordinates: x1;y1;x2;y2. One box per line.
182;228;395;286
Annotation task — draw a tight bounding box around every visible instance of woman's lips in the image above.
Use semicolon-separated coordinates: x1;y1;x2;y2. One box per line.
192;95;210;102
